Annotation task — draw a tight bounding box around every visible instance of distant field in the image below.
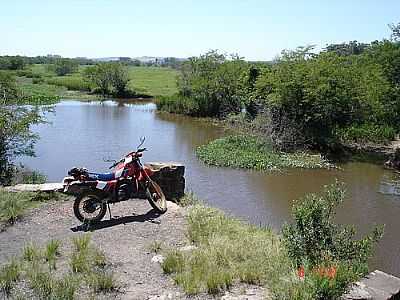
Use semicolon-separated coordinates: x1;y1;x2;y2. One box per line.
127;66;178;97
28;64;179;98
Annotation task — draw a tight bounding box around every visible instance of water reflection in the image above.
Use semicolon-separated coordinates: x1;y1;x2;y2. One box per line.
21;100;400;276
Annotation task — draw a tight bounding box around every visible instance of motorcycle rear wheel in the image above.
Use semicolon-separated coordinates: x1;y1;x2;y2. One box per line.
145;181;167;214
73;191;107;223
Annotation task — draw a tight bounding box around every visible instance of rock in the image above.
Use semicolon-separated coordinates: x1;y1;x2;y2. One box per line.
343;270;400;300
178;245;197;252
4;183;63;193
151;254;165;264
385;148;400;171
145;162;185;201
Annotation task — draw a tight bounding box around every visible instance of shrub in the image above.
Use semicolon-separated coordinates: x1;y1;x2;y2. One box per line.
154;95;199;115
21;170;47;184
282;181;383;267
337;123;396;144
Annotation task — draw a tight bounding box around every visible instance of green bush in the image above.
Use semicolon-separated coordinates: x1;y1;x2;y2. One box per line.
154;95;199;115
283;181;383;267
337;124;396;144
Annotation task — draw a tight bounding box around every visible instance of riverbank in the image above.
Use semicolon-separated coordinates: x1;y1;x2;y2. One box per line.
0;189;384;299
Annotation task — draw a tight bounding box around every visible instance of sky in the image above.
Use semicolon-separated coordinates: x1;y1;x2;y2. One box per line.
1;0;399;61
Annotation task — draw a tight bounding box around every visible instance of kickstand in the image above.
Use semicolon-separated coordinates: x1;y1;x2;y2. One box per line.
107;203;112;220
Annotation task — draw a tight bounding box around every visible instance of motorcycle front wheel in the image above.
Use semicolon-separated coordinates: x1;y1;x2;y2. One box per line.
73;192;107;223
145;180;167;214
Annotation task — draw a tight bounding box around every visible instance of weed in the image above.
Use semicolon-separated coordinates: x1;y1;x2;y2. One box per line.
92;249;107;268
72;234;91;253
23;243;41;263
70;251;90;273
148;241;163;254
27;266;54;298
52;274;78;300
0;258;20;294
86;270;118;293
178;192;200;207
44;239;61;269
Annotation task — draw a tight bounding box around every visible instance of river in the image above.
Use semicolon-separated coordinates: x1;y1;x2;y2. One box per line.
21;100;400;276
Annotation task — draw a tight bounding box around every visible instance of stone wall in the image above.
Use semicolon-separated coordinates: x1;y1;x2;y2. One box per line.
145;162;185;201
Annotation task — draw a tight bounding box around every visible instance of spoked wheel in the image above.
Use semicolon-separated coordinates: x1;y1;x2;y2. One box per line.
73;192;107;223
145;180;167;214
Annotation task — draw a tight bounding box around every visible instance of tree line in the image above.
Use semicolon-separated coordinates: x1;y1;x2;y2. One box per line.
156;23;400;152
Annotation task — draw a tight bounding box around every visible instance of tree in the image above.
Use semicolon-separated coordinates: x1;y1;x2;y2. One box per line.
389;22;400;41
84;63;129;96
109;63;129;96
0;71;18;101
53;58;78;76
0;73;44;185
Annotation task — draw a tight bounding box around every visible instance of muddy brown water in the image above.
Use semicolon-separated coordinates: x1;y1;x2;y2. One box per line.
20;100;400;276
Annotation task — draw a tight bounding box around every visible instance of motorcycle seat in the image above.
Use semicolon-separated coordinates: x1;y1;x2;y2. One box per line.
87;172;115;181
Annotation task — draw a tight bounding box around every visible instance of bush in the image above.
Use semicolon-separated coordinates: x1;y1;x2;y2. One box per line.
283;181;383;267
154;95;199;115
337;124;396;144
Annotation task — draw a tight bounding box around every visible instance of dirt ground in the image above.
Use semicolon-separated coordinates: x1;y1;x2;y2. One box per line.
0;197;190;300
0;197;266;300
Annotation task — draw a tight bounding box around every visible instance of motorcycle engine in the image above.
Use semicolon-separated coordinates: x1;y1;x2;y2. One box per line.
117;183;134;202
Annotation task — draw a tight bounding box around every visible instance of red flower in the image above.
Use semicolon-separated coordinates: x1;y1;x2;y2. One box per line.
297;266;305;278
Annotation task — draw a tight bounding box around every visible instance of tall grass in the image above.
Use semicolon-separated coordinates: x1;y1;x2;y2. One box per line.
0;258;20;294
46;76;92;91
162;204;293;295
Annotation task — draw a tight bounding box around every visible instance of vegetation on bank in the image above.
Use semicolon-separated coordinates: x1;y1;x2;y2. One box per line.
196;135;332;171
0;235;118;299
0;191;65;226
163;184;383;299
156;23;400;153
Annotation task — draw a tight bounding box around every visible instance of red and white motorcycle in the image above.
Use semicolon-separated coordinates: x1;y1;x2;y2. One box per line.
63;137;167;223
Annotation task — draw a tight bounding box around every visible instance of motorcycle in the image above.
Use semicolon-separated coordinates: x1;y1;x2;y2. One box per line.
63;137;167;223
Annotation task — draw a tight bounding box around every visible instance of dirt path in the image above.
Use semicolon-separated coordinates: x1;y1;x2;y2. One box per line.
0;197;194;300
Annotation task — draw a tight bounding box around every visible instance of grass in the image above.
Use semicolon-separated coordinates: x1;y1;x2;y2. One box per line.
0;191;64;226
44;239;61;269
17;64;179;99
0;259;20;294
86;270;118;292
127;66;178;97
148;241;163;254
161;204;295;296
0;235;117;299
196;135;333;171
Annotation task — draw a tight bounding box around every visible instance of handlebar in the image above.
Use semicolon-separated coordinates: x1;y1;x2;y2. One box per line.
108;148;147;169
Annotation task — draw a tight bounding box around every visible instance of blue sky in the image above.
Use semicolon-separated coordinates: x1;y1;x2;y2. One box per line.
1;0;399;60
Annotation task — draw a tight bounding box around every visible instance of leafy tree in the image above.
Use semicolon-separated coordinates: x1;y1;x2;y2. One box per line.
0;73;44;185
176;51;248;117
325;41;369;56
0;71;18;101
84;63;129;96
53;58;78;76
389;22;400;41
109;63;129;96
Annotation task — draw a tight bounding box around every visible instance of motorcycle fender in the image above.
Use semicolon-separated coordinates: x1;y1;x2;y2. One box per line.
64;181;97;195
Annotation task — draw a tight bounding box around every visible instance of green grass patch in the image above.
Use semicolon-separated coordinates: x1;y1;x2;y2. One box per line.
0;191;64;225
196;135;333;171
127;66;178;97
0;235;117;298
162;204;294;295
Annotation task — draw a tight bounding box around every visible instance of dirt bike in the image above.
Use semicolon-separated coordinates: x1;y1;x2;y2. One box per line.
63;137;167;223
